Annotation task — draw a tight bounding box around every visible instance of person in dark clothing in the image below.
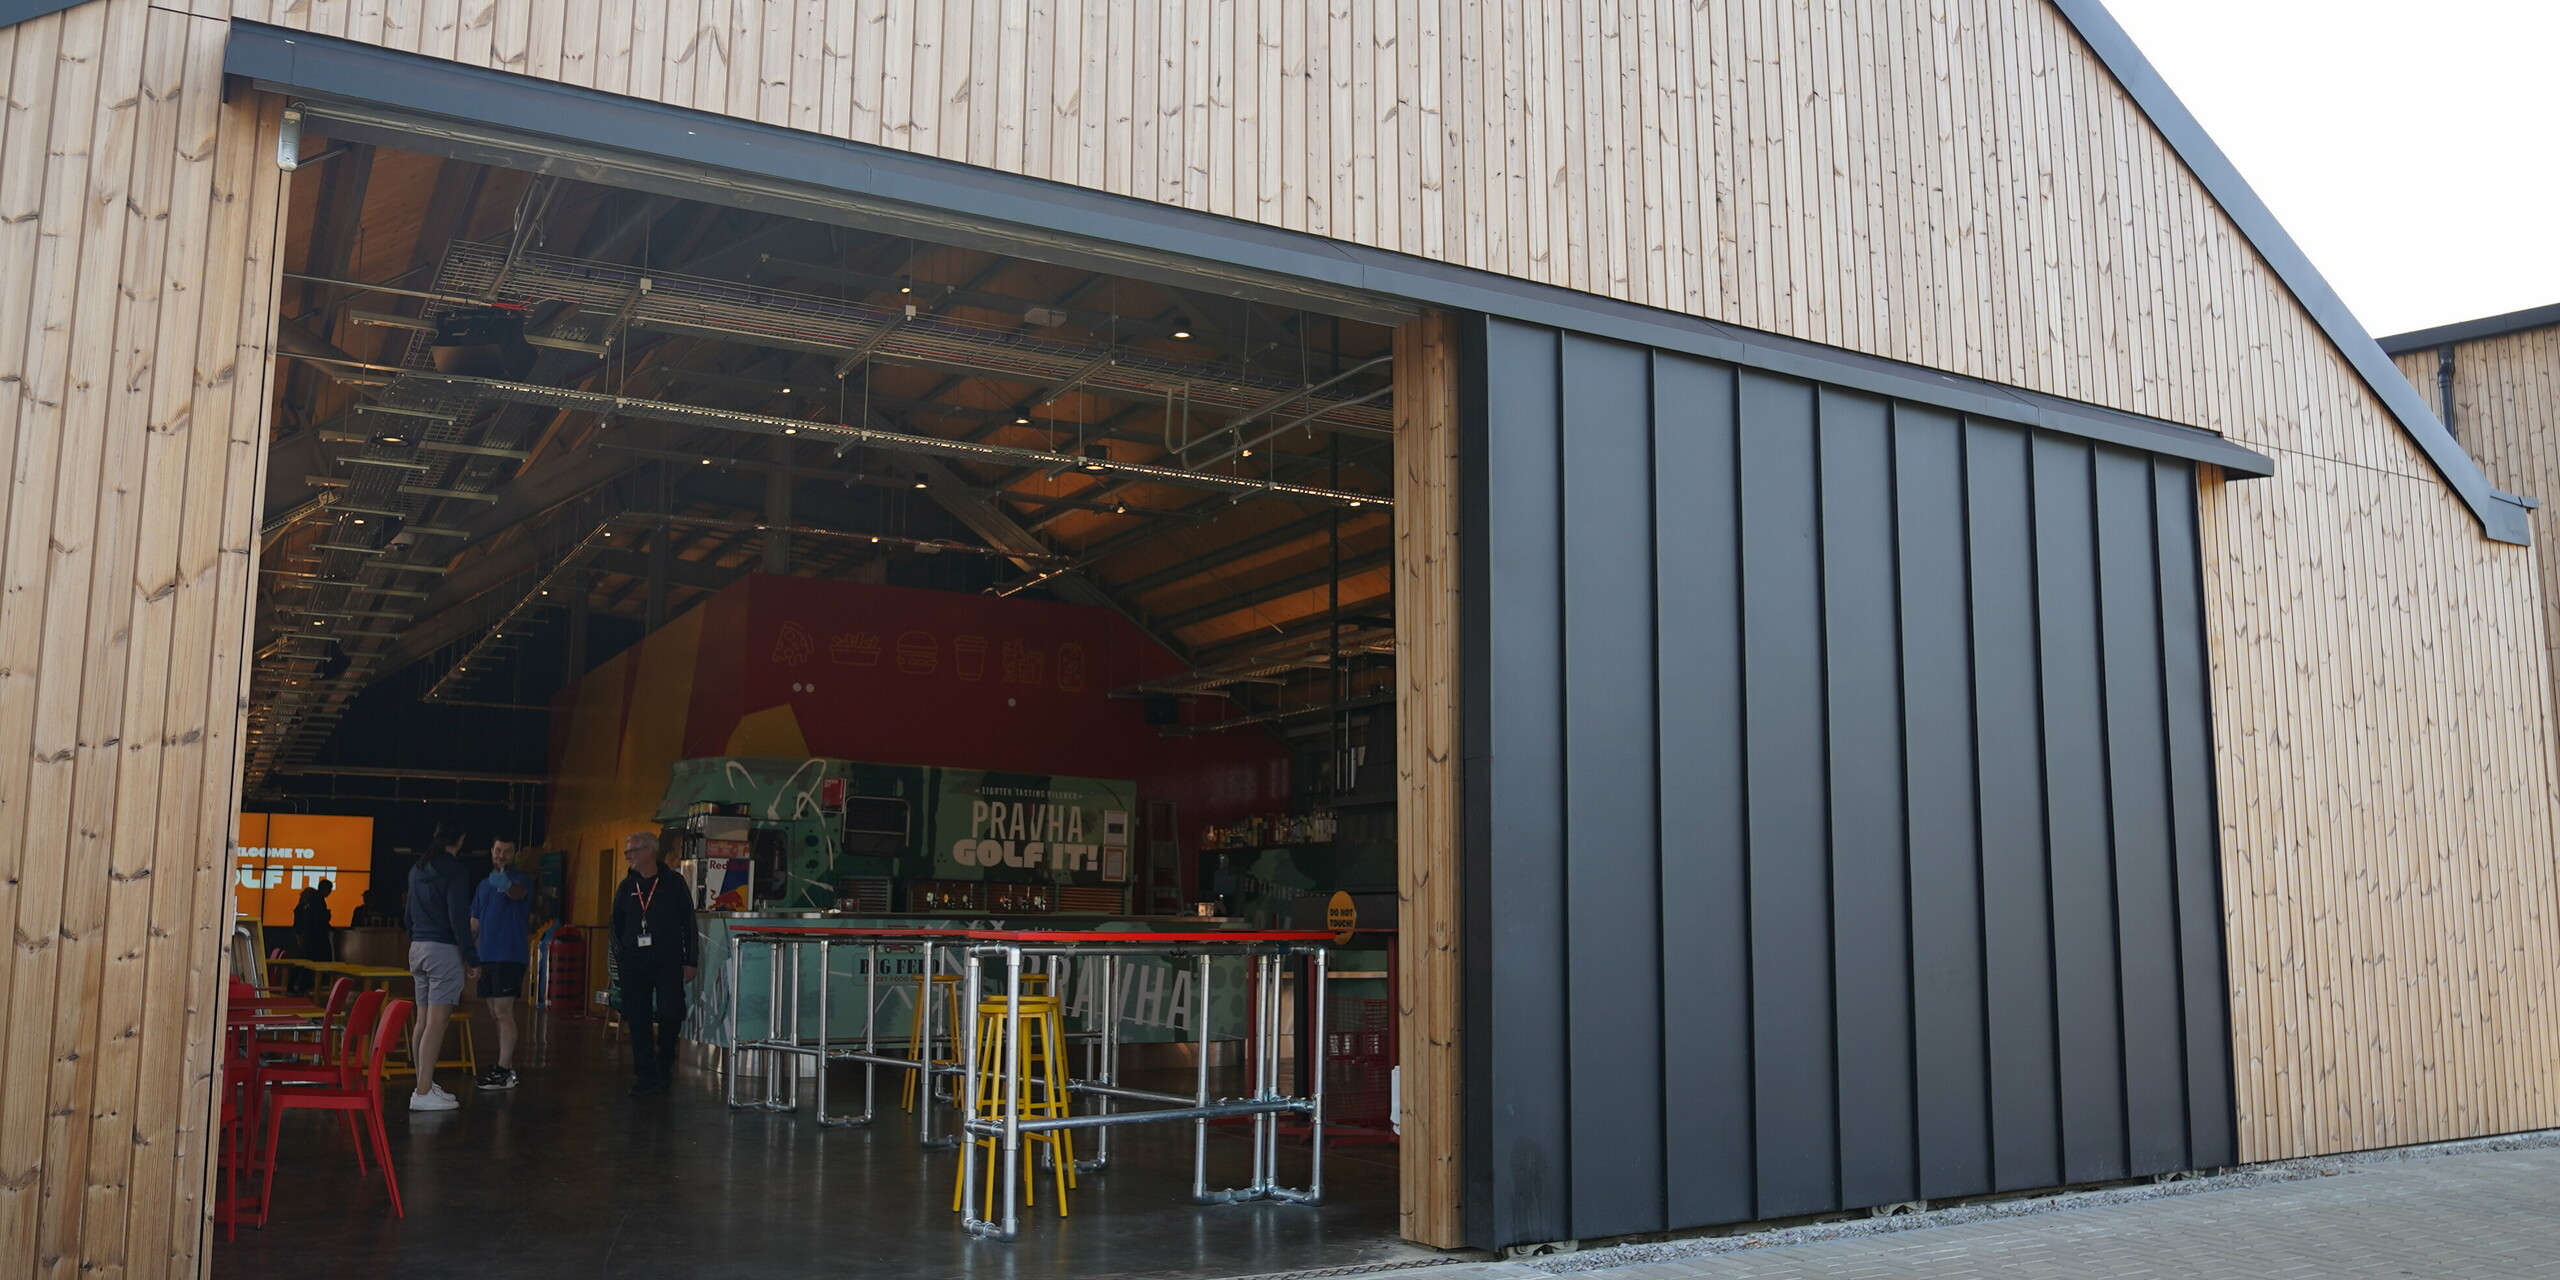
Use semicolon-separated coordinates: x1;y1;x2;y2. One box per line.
610;831;697;1094
406;826;479;1112
286;882;333;994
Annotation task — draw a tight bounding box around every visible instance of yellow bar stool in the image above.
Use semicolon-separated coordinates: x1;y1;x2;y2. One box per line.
903;975;961;1113
905;973;1048;1112
951;993;1076;1218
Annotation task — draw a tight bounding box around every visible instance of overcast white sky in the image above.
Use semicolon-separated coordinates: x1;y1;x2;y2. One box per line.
2106;0;2560;338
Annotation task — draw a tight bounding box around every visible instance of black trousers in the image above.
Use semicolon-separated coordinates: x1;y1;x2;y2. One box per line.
618;965;687;1078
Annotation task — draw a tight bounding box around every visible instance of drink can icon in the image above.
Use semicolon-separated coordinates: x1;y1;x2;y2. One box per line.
954;635;987;681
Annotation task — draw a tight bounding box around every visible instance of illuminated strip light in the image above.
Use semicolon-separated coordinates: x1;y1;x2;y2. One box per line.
400;374;1391;510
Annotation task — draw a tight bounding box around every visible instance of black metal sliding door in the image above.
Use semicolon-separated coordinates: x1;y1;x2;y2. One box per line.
1460;316;2237;1250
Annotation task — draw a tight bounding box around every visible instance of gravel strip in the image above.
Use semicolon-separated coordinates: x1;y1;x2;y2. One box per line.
1506;1127;2560;1274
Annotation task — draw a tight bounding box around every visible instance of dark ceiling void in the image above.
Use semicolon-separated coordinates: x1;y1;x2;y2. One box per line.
249;141;1400;797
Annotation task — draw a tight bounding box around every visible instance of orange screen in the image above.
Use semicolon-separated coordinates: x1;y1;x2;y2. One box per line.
236;814;374;928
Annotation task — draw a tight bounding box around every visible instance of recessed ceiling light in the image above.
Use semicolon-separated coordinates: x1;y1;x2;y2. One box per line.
1113;503;1128;515
780;387;793;394
1240;448;1254;458
702;458;713;465
784;427;797;435
351;518;366;524
899;285;912;294
1172;329;1192;340
913;474;929;489
1015;416;1030;425
870;536;881;544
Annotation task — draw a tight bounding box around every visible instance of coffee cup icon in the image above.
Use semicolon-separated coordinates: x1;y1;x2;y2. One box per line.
954;635;987;681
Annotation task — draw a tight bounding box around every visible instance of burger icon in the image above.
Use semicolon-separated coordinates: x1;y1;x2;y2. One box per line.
896;631;939;675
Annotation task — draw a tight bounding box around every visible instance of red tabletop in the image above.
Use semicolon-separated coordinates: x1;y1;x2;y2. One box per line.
226;1012;322;1029
729;924;1333;943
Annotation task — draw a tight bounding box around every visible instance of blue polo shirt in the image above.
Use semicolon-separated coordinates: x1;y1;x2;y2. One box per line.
470;869;537;963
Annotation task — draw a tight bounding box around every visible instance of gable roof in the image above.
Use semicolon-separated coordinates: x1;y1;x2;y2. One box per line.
2377;303;2560;355
2049;0;2531;543
4;0;2520;539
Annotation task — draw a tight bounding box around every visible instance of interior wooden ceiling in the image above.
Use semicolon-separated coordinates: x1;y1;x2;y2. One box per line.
249;135;1398;785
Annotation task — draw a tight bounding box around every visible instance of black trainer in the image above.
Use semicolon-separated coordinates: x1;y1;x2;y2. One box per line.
473;1067;517;1091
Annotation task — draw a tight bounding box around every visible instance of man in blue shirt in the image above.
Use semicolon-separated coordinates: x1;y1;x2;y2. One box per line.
469;838;537;1091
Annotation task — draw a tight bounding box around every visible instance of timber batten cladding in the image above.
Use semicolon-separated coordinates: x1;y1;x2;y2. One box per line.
0;3;289;1272
1;0;2557;1271
2389;312;2560;744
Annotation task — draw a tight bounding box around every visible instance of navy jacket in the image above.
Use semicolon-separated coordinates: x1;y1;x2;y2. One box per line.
406;852;475;947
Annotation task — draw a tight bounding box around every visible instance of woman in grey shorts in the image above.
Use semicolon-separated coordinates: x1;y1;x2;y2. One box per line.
405;825;479;1111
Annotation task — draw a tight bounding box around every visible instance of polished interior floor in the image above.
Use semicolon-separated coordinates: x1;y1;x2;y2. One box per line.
212;1013;1428;1280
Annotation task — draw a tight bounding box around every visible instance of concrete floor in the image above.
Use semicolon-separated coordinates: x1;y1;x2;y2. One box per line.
212;1014;1429;1280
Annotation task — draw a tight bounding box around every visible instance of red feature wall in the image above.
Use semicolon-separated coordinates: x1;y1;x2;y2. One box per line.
569;575;1289;881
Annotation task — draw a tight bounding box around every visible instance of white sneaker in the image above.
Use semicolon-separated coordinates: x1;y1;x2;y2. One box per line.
408;1089;459;1112
427;1082;456;1099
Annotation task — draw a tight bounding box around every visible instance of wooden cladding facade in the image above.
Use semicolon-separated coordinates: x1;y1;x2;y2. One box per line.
2398;328;2560;727
0;2;288;1275
3;0;2559;1270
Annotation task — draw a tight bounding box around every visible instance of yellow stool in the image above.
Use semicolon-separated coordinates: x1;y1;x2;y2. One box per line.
903;975;962;1112
951;994;1075;1218
389;1009;479;1077
906;973;1049;1111
444;1010;478;1075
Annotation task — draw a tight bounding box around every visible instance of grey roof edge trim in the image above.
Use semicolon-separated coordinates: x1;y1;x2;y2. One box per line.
2050;0;2530;542
0;0;89;31
228;21;2269;481
2377;302;2560;355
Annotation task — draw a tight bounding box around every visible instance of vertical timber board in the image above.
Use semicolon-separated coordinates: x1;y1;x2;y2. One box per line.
0;5;283;1272
1393;310;1464;1249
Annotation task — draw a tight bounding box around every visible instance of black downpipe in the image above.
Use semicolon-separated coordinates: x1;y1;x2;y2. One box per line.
2437;343;2458;440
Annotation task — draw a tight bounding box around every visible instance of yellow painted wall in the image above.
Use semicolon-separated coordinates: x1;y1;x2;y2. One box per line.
543;606;705;926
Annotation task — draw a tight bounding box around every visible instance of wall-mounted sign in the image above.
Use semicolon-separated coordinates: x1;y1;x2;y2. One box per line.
234;813;373;927
931;770;1138;887
1327;890;1358;944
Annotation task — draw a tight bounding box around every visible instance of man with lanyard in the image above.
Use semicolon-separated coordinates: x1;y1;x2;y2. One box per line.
469;838;537;1091
609;831;697;1094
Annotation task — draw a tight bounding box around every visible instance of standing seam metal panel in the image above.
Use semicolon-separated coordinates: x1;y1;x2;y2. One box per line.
1462;318;2238;1249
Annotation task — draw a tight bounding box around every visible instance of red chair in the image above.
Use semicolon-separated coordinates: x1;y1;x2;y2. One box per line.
252;989;385;1167
259;998;412;1223
246;977;355;1062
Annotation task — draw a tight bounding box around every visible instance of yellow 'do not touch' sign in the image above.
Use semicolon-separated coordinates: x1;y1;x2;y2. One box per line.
1327;890;1357;944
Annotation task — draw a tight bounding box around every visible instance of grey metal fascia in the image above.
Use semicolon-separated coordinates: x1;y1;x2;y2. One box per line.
226;21;2273;483
2048;0;2531;543
0;0;86;29
2377;302;2560;355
